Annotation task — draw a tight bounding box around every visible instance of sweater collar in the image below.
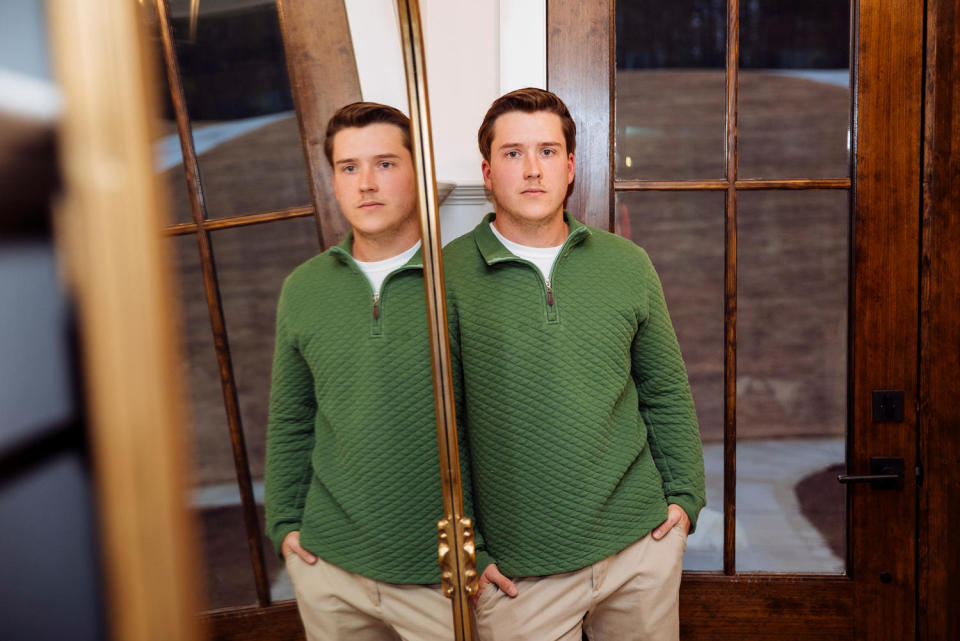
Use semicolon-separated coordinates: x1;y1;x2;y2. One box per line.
329;231;424;270
474;211;591;266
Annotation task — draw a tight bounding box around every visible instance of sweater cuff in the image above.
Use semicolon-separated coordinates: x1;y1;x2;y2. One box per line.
666;494;704;535
475;549;496;579
270;522;301;561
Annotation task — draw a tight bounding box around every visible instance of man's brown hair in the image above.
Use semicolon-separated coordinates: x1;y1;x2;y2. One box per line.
323;102;412;165
477;88;577;162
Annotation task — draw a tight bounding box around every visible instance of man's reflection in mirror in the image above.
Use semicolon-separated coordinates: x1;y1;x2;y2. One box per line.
264;103;453;641
445;88;706;641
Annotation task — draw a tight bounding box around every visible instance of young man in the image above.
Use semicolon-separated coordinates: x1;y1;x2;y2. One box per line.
264;102;452;641
444;88;706;641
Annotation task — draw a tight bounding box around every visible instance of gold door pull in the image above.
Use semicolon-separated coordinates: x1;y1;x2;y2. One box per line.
438;517;479;598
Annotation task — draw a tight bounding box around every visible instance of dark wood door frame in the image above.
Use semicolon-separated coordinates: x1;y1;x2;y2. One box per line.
851;2;922;640
918;0;960;640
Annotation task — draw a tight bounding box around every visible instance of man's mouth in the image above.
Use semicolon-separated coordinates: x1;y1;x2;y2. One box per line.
359;201;384;208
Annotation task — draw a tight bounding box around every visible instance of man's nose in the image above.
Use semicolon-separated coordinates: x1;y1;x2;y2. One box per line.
359;165;377;192
523;155;542;179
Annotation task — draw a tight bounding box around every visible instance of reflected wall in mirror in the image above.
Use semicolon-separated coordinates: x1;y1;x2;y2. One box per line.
146;1;462;638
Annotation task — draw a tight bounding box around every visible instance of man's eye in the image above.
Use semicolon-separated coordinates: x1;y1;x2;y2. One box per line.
342;165;356;173
506;150;520;158
379;161;394;169
542;148;555;156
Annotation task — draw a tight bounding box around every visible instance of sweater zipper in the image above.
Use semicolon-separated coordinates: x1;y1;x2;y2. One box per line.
487;256;571;325
486;226;587;324
540;226;587;322
370;289;383;336
369;265;420;336
543;275;558;323
489;259;558;322
330;245;421;336
485;262;557;322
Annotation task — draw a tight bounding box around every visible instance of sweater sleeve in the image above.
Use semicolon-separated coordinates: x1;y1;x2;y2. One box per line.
264;279;317;559
630;249;707;533
446;284;495;578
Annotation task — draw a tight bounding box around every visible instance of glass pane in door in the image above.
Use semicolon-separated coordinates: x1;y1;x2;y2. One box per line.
615;0;727;180
616;190;725;570
738;0;852;179
735;189;848;573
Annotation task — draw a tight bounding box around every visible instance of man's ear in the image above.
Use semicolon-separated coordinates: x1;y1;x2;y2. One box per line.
481;158;493;189
567;152;576;185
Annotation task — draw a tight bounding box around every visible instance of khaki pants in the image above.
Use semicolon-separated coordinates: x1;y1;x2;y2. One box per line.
474;527;686;641
285;554;453;641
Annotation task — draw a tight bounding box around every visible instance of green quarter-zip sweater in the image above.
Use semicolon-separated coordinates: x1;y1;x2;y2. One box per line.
265;233;453;584
444;212;706;578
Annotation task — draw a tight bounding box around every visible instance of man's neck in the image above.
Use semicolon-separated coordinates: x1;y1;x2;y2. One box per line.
351;223;421;262
492;208;568;247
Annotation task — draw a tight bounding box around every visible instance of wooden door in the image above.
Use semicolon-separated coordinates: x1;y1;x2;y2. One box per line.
548;0;922;638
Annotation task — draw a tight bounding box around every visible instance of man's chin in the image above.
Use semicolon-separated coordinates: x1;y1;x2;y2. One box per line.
353;225;390;239
502;206;564;225
351;217;418;243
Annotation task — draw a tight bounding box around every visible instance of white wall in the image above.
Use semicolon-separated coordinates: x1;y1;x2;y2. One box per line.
498;0;547;94
345;0;546;242
343;1;409;114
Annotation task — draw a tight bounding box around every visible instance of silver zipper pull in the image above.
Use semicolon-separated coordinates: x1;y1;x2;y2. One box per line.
372;291;380;319
545;278;554;306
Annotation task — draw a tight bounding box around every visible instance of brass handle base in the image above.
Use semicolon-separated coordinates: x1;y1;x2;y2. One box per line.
438;516;479;599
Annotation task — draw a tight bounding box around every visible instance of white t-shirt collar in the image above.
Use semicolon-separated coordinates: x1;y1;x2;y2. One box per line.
489;223;565;281
354;240;421;295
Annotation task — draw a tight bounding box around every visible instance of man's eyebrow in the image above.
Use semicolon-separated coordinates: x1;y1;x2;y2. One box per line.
496;141;563;150
334;153;402;165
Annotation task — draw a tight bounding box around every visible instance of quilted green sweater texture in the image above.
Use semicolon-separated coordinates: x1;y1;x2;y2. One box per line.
444;212;706;578
264;234;450;584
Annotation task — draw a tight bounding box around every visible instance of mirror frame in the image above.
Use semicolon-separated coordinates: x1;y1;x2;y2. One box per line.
397;1;478;639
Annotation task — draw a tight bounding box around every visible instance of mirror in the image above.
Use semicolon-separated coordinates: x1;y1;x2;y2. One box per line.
143;0;472;638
